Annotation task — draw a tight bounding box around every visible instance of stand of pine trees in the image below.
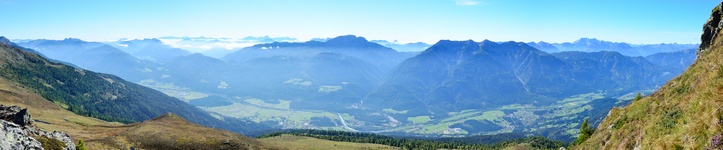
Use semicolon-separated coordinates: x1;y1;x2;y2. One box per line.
258;129;565;150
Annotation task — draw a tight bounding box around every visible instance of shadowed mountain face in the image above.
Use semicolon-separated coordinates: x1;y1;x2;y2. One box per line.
364;40;681;116
551;51;671;93
223;35;414;72
645;49;697;72
157;53;230;92
525;41;559;53
0;36;270;135
217;52;383;110
16;39;157;82
111;38;191;63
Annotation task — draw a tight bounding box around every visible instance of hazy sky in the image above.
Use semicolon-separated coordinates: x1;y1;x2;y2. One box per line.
0;0;718;44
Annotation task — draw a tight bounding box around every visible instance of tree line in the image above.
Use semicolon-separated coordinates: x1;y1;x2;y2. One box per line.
258;129;566;150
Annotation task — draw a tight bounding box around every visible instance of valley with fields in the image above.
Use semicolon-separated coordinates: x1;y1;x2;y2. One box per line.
0;0;720;149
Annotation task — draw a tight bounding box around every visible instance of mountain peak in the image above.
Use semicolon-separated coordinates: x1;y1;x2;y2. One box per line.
62;38;84;42
573;38;601;44
0;36;11;46
431;39;477;47
149;112;187;123
53;38;88;45
141;38;163;43
0;36;22;49
323;35;389;49
326;35;369;44
423;39;480;55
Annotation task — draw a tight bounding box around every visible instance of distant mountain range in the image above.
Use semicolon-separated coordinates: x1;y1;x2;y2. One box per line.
312;38;431;52
644;48;696;72
224;35;415;72
154;36;299;59
0;36;269;135
16;38;157;81
364;40;678;115
111;38;191;63
370;40;431;52
7;35;699;141
527;38;698;56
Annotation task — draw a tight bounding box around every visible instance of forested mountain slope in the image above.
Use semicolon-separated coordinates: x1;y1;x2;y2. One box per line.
0;36;269;135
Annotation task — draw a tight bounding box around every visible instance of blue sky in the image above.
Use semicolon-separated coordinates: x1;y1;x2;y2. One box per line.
0;0;718;44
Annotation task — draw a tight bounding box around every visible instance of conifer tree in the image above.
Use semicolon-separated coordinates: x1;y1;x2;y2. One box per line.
634;92;642;101
76;139;86;150
575;118;594;145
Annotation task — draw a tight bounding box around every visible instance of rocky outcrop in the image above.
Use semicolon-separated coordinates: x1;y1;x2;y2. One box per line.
42;130;76;150
0;105;75;150
0;105;33;127
699;2;723;55
0;120;43;150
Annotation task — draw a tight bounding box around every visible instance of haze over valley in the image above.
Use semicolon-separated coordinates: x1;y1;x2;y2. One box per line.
0;0;720;149
8;34;699;141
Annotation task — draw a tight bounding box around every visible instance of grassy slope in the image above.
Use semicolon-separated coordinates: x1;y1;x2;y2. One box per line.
0;62;410;150
93;113;276;149
0;77;277;149
0;77;124;140
0;38;411;150
578;3;723;149
259;134;400;150
0;39;272;135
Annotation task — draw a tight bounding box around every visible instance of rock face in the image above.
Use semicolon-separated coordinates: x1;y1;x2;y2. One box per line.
699;2;723;55
0;105;33;127
0;105;75;150
0;120;43;150
364;40;672;116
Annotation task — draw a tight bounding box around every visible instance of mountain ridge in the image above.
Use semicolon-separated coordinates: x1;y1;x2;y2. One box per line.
0;38;270;135
527;38;698;56
365;39;675;116
16;38;156;82
0;76;276;149
224;35;412;72
5;34;700;141
112;38;191;63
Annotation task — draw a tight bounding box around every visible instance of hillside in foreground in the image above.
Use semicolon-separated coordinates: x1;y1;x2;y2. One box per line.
0;69;407;149
259;134;400;150
0;35;402;150
578;1;723;149
0;76;277;149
